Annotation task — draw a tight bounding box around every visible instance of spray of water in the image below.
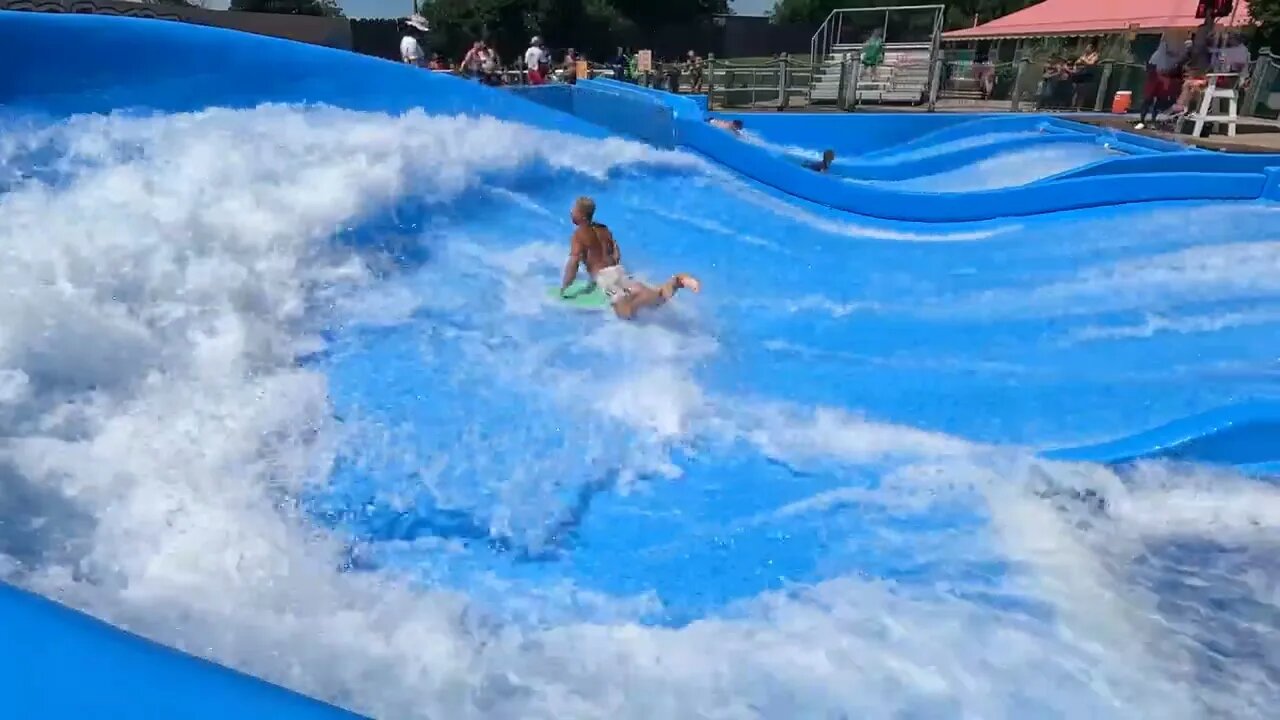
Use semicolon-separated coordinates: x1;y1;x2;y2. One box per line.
0;104;1277;719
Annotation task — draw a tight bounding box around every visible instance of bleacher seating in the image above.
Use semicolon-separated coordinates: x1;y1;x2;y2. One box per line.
809;44;933;105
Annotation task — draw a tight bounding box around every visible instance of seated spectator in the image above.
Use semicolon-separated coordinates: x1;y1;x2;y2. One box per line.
805;149;836;173
1166;32;1251;118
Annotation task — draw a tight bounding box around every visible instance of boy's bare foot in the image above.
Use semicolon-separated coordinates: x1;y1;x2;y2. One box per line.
674;273;701;293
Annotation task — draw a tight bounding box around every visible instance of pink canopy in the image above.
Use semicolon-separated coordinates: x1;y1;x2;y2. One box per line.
943;0;1252;40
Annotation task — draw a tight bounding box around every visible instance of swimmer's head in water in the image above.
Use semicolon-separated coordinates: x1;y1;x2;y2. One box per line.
732;120;744;130
571;196;596;225
823;149;836;164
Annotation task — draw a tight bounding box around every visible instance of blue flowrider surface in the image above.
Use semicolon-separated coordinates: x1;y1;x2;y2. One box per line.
1;10;1279;720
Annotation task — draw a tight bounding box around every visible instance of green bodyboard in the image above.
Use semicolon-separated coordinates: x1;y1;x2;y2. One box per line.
549;281;609;309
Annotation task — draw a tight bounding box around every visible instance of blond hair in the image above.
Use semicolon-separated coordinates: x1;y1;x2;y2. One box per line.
574;196;596;220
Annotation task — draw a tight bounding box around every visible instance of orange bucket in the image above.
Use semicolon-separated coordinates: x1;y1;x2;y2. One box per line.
1111;90;1132;114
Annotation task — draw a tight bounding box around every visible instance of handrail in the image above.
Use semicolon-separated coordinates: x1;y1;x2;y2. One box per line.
1242;48;1278;116
811;4;948;60
808;5;946;102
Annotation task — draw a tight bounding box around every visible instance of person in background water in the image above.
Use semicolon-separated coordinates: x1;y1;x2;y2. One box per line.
525;36;548;85
805;149;836;173
399;14;430;67
560;197;701;320
708;117;743;135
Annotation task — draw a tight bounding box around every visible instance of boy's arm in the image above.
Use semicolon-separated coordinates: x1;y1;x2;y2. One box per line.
561;229;585;293
607;234;621;267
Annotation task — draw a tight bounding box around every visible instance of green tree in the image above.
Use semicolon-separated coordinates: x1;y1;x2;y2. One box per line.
1251;0;1280;47
609;0;729;31
421;0;726;60
229;0;345;16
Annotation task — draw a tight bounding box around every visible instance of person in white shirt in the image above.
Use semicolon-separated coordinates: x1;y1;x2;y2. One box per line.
400;15;429;67
525;36;547;85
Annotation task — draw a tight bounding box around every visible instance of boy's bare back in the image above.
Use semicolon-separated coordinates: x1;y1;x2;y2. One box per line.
572;222;620;277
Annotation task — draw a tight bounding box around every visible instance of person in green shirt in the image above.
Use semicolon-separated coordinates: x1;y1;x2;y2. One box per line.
861;29;885;68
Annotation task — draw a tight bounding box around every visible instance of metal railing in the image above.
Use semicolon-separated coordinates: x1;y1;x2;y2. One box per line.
809;4;943;64
502;47;1280;122
929;58;1142;113
1241;49;1279;119
927;48;1280;120
705;54;813;110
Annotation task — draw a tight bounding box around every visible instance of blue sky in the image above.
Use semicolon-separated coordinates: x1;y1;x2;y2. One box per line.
732;0;773;16
205;0;774;19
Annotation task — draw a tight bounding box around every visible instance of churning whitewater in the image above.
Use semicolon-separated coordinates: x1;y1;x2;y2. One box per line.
0;104;1278;719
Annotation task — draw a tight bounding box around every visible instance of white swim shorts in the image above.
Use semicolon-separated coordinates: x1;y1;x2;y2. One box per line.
595;265;638;305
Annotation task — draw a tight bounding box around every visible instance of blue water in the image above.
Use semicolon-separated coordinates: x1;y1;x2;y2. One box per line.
298;116;1280;714
2;13;1280;720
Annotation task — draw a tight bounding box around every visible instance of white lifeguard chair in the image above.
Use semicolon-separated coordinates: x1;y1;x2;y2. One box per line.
1177;72;1240;137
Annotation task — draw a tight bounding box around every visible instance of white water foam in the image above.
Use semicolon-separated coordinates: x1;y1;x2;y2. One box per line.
711;174;1021;242
1069;308;1280;343
888;143;1116;193
949;239;1280;319
0;104;1275;720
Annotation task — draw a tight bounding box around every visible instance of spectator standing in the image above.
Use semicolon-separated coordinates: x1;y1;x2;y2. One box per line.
563;48;579;85
482;45;502;85
663;59;681;92
400;14;429;67
685;51;704;93
526;36;548;85
611;46;629;82
861;29;885;68
1069;41;1101;106
1135;31;1187;128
